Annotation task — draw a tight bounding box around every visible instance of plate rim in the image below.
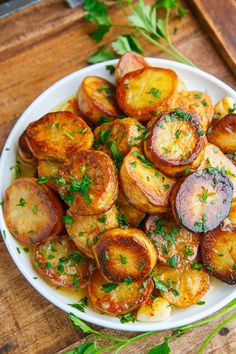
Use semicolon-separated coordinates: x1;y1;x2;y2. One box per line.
0;58;236;332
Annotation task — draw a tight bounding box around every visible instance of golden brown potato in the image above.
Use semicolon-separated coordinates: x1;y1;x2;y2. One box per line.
116;190;146;227
65;205;119;258
214;97;236;121
145;215;199;268
37;160;62;191
4;178;64;245
207;114;236;153
25;111;93;162
228;201;236;225
153;264;210;307
120;147;176;213
58;150;118;215
34;235;94;288
115;51;149;82
201;227;236;284
77;76;122;124
199;143;236;202
170;169;233;233
144;109;207;177
137;296;171;322
170;91;213;131
116;67;178;122
18;132;37;167
92;228;157;282
94;118;145;162
88;269;154;315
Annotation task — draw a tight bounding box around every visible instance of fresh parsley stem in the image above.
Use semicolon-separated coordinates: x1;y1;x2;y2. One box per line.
197;312;236;354
167;41;197;67
165;10;171;42
95;342;123;353
97;332;127;343
116;0;128;16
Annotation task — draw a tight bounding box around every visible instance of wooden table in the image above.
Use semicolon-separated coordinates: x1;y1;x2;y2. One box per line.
0;1;235;353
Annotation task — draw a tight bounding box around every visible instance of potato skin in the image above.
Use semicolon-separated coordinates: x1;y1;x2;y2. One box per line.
34;235;94;288
207;114;236;153
37;160;62;191
144;110;207;177
92;228;157;282
77;76;122;124
25;111;94;162
116;67;178;122
4;178;64;245
18;132;37;167
201;227;236;284
58;150;118;215
153;264;210;307
120;147;176;213
66;205;119;258
170;169;233;233
145;215;199;268
88;269;154;315
94;118;143;158
116;190;146;227
115;52;149;82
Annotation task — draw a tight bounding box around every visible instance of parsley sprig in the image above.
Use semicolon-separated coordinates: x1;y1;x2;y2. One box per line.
84;0;196;67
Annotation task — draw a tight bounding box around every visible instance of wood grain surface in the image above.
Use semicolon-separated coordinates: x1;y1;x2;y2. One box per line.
0;1;236;353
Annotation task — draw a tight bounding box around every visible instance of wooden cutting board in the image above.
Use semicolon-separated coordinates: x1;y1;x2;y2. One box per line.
189;0;236;75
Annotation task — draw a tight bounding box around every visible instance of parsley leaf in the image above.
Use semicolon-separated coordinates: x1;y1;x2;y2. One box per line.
129;0;157;35
87;47;116;64
112;34;143;55
69;297;88;313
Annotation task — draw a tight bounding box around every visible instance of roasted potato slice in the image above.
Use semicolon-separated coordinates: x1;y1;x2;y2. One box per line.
58;150;118;215
115;51;149;82
66;205;119;258
94;118;145;160
171;91;213;131
4;178;64;245
170;169;233;233
137;296;171;322
25;111;93;162
199;143;236;201
153;264;210;307
88;269;154;315
77;76;122;124
201;227;236;284
93;228;157;282
145;215;199;268
214;97;236;121
18;132;37;167
207;114;236;153
144;109;207;177
228;202;236;225
116;190;146;227
34;235;94;288
38;160;62;191
120;147;176;213
116;67;178;122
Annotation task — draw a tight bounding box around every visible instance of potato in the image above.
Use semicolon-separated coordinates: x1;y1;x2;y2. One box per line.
228;202;236;225
25;111;94;162
77;76;122;124
116;67;178;122
199;143;236;202
145;215;199;268
94;118;145;161
144;109;207;177
38;160;62;191
207;114;236;153
170;169;233;233
65;205;119;258
214;96;236;121
58;150;118;215
88;269;154;315
201;227;236;284
18;132;37;167
34;235;94;288
116;190;146;227
120;147;176;213
92;228;157;282
170;91;213;131
153;264;210;307
115;51;149;82
137;296;171;322
225;152;236;166
4;178;64;245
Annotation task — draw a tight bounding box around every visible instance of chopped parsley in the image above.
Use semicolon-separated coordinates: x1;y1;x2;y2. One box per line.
69;297;88;313
120;255;127;264
63;215;74;225
16;198;27;207
97;213;107;223
147;87;162;98
101;283;119;293
118;312;135;323
166;255;180;268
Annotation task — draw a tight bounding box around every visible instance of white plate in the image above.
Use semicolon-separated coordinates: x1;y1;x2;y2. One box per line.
0;58;235;332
